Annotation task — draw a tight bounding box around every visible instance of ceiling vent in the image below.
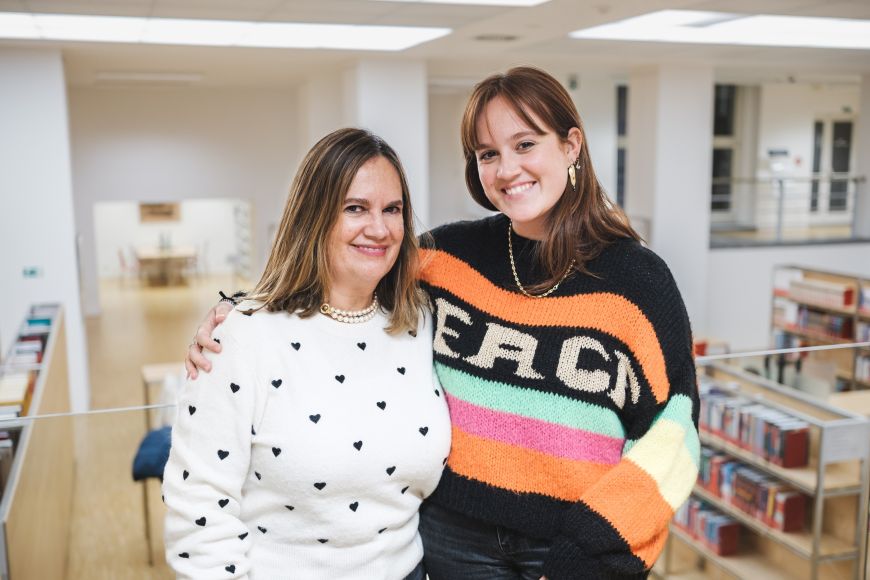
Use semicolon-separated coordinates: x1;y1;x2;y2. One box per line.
473;33;518;42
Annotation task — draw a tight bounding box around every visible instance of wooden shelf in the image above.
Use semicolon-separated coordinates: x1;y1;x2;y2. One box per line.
667;525;795;580
783;297;856;317
690;486;857;560
772;323;852;346
699;431;861;495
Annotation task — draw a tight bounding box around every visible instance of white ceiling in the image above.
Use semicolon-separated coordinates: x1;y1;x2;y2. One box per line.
1;0;869;88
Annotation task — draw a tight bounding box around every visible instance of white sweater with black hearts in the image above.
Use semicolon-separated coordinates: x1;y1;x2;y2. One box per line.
163;304;451;580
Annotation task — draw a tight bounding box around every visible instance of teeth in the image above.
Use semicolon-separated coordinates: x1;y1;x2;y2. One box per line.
505;182;533;196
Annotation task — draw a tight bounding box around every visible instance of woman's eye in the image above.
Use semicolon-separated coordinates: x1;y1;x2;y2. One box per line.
344;205;364;213
384;206;401;215
478;150;497;161
518;141;535;151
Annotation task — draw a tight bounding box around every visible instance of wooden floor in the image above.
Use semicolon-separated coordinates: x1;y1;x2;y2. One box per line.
68;274;240;579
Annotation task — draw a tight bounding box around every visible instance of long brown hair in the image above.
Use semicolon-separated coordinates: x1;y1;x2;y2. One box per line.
249;128;425;334
461;66;640;291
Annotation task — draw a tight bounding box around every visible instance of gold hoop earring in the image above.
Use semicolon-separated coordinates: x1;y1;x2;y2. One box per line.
568;163;577;191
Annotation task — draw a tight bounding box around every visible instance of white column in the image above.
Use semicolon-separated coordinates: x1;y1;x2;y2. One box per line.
626;65;713;334
347;60;430;229
855;74;870;238
0;49;90;411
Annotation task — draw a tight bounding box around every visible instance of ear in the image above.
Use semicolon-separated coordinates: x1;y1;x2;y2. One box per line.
565;127;583;161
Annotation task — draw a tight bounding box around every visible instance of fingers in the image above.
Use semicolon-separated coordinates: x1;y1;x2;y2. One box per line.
189;341;212;373
184;356;198;381
215;301;233;322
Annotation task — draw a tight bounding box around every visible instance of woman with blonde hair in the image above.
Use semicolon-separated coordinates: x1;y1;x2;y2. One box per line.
188;67;699;579
164;127;450;579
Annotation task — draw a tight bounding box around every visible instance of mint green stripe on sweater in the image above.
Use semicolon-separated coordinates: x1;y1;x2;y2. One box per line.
622;394;699;466
435;362;626;440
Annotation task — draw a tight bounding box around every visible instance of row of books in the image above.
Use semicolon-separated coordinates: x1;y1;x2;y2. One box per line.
858;321;869;343
788;277;855;310
699;388;809;468
674;497;741;556
0;432;14;497
795;306;853;340
0;305;58;416
699;446;807;533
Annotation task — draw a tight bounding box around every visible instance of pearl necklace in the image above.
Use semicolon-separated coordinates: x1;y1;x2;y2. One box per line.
508;221;574;298
320;294;378;323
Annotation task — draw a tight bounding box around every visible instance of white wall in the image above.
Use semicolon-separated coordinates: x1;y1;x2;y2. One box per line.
707;243;870;351
69;86;300;315
93;199;244;278
572;74;618;201
0;49;89;411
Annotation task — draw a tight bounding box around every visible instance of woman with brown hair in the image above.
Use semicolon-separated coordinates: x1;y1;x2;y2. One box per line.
188;67;699;579
164;127;450;579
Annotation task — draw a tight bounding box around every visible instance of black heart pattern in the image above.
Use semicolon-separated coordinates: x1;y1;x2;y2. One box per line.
349;501;359;512
179;552;189;558
230;383;240;393
442;457;448;465
188;405;196;415
435;389;440;397
255;472;262;480
218;498;229;508
401;486;409;494
357;342;366;350
378;527;387;534
226;565;236;573
272;447;282;457
314;482;326;490
376;401;386;410
291;342;301;350
419;427;429;436
397;367;406;375
217;449;229;460
309;414;321;424
353;441;363;451
196;516;206;526
258;526;267;534
182;470;189;480
238;532;248;540
251;425;256;436
335;375;345;383
386;466;396;475
285;505;295;511
214;338;220;344
272;379;283;388
318;539;328;544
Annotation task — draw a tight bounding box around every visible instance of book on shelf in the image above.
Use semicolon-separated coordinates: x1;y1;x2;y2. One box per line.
859;285;870;315
0;372;36;415
674;497;741;556
773;267;803;298
857;355;870;384
858;321;869;343
0;436;13;496
788;278;855;310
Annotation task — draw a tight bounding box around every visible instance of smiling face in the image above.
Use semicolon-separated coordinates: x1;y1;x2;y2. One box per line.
474;96;582;240
326;155;405;301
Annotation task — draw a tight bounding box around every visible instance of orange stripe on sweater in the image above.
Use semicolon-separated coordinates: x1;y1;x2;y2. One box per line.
448;426;613;501
419;249;670;403
581;460;673;566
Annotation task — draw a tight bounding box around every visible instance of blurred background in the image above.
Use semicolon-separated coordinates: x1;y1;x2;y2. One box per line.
1;0;870;578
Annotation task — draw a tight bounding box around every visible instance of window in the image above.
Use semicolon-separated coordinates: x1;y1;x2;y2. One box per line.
616;85;627;207
711;84;738;214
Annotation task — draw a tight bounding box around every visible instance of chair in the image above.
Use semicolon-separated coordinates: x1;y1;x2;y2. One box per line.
117;247;140;287
132;425;171;566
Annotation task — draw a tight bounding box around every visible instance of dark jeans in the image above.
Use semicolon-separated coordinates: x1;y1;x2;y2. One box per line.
420;502;549;580
403;560;425;580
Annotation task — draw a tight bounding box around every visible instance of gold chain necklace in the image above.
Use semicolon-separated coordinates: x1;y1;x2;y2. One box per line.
320;294;378;323
507;222;574;298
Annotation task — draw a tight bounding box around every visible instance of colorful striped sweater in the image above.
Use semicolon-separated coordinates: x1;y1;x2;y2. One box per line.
418;214;700;579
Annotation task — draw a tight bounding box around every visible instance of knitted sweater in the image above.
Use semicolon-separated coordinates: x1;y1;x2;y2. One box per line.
419;214;700;579
163;305;451;579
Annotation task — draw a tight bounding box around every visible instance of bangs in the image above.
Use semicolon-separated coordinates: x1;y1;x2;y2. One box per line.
463;81;553;153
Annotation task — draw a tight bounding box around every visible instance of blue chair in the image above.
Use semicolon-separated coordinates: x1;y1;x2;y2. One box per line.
132;425;171;565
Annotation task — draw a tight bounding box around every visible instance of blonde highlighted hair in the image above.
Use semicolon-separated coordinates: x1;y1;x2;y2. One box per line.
249;128;425;334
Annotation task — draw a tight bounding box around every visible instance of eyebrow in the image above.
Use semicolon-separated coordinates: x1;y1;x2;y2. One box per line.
344;197;403;206
474;130;541;151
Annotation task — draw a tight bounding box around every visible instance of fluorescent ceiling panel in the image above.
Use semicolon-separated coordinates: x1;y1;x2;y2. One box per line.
376;0;549;5
0;12;450;50
570;10;870;50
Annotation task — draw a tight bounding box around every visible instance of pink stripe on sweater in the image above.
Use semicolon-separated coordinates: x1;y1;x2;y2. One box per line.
446;393;625;465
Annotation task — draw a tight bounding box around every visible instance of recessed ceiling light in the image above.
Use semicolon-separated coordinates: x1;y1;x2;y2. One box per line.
474;33;519;42
376;0;549;5
0;12;451;51
569;10;870;50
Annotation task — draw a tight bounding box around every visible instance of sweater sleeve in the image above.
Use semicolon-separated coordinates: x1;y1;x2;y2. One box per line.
163;328;264;579
543;265;701;579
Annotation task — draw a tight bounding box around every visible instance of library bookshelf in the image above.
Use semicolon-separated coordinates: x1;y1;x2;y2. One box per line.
0;305;73;580
653;362;870;580
770;265;870;392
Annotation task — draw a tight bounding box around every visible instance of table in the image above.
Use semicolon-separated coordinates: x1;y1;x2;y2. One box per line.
134;246;197;286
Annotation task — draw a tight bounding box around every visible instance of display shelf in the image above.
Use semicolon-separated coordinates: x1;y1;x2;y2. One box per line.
782;299;856;317
698;431;861;495
667;361;870;580
667;525;795;580
772;322;852;346
691;486;854;560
